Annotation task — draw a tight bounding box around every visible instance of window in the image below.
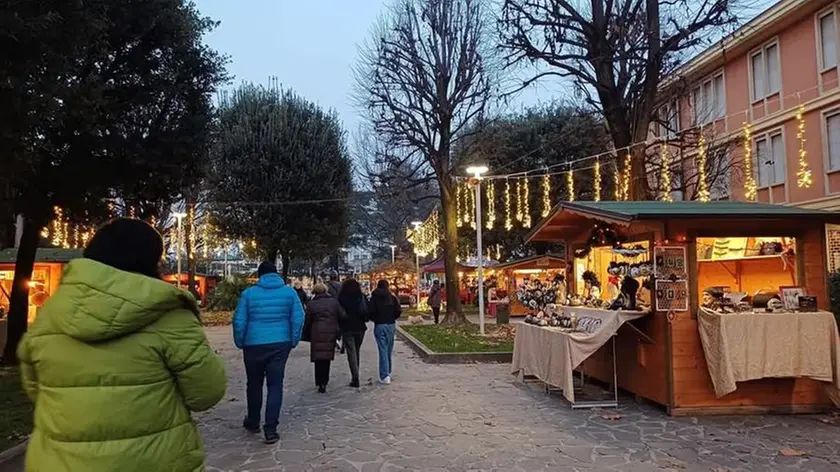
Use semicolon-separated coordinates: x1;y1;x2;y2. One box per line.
751;42;781;101
827;113;840;171
692;72;726;125
658;100;679;137
820;11;838;69
754;132;785;187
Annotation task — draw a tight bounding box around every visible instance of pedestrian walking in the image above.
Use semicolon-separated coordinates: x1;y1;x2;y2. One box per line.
293;280;309;308
303;283;345;393
233;260;304;444
326;271;342;298
369;279;401;385
337;278;368;388
428;279;442;324
16;218;226;471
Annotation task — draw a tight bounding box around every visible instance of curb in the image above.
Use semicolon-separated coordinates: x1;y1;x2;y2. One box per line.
0;440;27;465
396;326;513;364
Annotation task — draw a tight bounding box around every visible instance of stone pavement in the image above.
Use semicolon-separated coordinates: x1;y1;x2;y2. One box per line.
2;326;839;472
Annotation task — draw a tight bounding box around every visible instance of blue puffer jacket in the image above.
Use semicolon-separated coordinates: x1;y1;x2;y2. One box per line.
233;273;305;348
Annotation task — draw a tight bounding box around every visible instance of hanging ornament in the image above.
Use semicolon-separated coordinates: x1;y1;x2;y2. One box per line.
660;143;673;202
523;178;531;228
622;153;631;201
743;122;758;201
486;180;496;230
696;135;711;202
541;173;551;217
567;168;575;202
593;159;602;202
456;181;463;227
796;104;813;188
504;179;512;231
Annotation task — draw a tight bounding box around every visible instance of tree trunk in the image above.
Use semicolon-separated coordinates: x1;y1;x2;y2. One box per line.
1;216;41;363
185;215;197;297
281;252;291;279
438;181;465;324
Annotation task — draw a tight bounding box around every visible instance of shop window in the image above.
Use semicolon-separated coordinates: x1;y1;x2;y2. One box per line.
820;9;838;70
751;42;781;101
754;132;785;187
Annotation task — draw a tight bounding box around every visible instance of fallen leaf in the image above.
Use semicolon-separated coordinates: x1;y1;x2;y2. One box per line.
484;421;495;426
600;414;622;421
779;448;807;457
228;397;239;402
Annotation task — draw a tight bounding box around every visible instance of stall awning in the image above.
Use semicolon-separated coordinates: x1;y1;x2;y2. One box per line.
422;256;481;273
0;248;84;264
496;254;566;271
528;201;840;242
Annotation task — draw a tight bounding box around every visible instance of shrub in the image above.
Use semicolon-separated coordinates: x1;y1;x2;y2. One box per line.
201;311;233;327
206;275;251;311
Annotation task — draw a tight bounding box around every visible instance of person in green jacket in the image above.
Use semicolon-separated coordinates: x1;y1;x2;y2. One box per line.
17;218;227;472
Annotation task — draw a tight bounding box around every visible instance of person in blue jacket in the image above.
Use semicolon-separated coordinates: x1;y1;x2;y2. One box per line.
233;261;304;444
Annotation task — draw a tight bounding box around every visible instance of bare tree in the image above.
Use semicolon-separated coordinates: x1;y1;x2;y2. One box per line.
500;0;742;199
355;0;494;322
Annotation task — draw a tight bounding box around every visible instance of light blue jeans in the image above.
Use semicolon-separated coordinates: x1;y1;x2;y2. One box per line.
374;323;395;380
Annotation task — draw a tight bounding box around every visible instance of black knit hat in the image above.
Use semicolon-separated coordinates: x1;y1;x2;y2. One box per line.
258;260;277;277
84;218;164;279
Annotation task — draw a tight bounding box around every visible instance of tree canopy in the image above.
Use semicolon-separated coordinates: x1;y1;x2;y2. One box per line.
207;83;353;275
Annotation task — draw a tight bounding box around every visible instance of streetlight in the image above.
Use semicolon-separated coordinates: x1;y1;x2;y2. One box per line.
390;245;397;264
411;221;422;308
173;212;187;288
466;165;489;335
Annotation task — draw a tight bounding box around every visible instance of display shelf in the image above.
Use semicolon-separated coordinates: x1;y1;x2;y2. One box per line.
697;254;792;263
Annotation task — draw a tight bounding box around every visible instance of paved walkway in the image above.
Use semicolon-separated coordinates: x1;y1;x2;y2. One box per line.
3;326;839;471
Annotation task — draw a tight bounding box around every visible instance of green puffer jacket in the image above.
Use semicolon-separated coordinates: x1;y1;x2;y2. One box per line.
17;259;227;472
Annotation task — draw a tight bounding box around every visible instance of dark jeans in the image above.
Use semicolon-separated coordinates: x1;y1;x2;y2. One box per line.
243;342;292;434
431;307;441;324
314;359;331;386
342;332;364;382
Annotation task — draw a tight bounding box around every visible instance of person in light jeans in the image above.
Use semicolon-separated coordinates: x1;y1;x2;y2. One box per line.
368;279;402;384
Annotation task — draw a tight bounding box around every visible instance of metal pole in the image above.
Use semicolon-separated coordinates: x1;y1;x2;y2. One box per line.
475;179;485;335
176;218;183;288
391;246;396;264
415;252;421;308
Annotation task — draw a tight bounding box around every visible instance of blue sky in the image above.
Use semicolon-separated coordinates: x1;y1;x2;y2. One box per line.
195;0;776;141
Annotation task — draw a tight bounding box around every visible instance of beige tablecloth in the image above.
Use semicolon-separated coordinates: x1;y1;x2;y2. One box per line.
698;308;840;403
511;307;648;403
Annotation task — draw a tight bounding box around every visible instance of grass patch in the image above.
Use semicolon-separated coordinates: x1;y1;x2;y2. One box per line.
402;323;515;353
0;366;32;451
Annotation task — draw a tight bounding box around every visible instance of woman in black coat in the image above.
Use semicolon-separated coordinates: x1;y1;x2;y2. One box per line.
337;278;368;388
304;283;345;393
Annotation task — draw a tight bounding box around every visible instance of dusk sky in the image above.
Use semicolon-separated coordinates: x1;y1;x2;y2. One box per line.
194;0;776;145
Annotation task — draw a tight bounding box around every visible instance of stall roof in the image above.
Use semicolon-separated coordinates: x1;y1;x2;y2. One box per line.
0;248;84;264
528;201;840;242
422;256;476;273
496;254;566;271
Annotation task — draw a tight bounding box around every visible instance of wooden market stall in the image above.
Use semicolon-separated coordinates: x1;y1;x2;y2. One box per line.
367;260;417;306
423;256;500;306
522;201;840;416
496;254;566;316
0;248;83;323
161;273;218;306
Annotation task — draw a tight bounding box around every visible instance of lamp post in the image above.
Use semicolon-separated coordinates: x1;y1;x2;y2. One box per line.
411;222;423;308
173;212;187;288
466;165;489;335
390;245;397;264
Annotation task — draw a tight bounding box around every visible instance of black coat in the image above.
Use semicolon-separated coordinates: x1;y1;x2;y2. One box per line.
368;287;401;325
304;294;344;361
338;290;368;334
295;287;309;308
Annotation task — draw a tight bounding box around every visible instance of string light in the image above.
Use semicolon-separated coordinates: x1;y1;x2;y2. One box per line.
541;173;551;217
407;209;441;257
150;215;157;228
515;178;523;222
593;159;601;202
697;134;711;202
743;122;758;200
614;161;621;201
504;179;512;231
188;206;196;258
456;182;463;227
567;169;575;202
660;143;673;202
62;221;69;248
622;153;632;201
129;206;136;219
468;181;476;230
486;180;496;230
51;207;62;247
522;178;531;228
495;244;501;261
796;104;813;188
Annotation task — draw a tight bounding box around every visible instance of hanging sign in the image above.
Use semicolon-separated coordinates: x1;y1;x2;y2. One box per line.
655;279;689;312
654;246;687;280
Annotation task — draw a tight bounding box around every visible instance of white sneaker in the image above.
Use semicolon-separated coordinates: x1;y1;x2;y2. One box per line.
379;376;391;385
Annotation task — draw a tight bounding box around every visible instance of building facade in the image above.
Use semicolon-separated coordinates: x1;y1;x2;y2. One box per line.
657;0;840;211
